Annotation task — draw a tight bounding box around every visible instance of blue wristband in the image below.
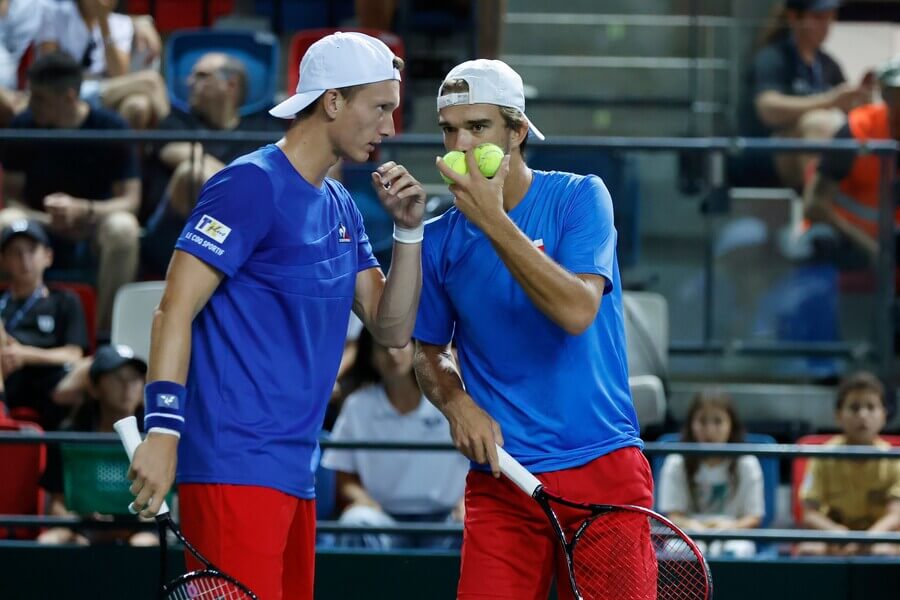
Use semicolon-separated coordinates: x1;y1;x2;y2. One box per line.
144;380;186;435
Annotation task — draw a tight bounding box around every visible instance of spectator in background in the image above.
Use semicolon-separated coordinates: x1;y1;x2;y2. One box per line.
36;0;168;128
658;391;764;558
0;52;141;334
37;344;155;546
734;0;873;188
0;220;88;430
803;54;900;268
798;371;900;556
141;52;283;275
321;329;468;549
0;0;43;126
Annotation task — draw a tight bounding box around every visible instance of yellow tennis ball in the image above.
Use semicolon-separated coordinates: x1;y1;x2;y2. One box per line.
440;150;468;184
474;143;504;178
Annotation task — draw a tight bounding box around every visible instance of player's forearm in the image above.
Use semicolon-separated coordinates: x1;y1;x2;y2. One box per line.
413;342;467;416
483;213;599;335
147;302;192;385
370;242;422;347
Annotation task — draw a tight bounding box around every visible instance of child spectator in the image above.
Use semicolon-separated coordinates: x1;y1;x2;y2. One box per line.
0;219;88;430
321;330;468;549
658;391;765;557
798;371;900;556
37;344;154;546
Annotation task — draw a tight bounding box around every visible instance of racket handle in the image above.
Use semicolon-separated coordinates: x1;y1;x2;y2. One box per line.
114;416;171;516
496;444;542;497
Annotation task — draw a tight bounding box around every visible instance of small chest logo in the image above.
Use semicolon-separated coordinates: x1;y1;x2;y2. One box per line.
37;315;55;333
533;238;545;252
195;215;232;243
338;222;352;243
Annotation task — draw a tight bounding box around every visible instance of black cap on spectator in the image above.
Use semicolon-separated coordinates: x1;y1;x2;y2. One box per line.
89;345;148;383
786;0;841;11
0;219;50;251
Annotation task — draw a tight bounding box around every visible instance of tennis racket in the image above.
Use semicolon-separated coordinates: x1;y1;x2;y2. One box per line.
497;445;713;600
115;416;258;600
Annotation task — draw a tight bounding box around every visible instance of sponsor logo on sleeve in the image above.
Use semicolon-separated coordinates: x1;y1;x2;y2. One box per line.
195;214;232;243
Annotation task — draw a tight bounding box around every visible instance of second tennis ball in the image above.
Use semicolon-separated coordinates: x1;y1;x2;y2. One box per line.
474;143;504;179
440;150;467;184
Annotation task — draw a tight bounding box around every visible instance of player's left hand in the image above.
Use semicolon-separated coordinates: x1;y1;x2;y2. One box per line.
437;151;511;231
371;162;426;229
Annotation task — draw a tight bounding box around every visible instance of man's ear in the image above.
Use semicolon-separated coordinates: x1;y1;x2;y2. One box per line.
322;89;344;120
508;122;527;152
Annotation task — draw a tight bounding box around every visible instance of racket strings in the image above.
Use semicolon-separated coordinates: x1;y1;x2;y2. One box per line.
572;511;708;600
167;574;255;600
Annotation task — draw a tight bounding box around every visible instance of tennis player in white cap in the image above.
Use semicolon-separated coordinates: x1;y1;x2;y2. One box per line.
126;32;425;599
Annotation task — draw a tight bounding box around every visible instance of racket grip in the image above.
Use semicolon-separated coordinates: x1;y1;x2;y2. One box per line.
496;444;542;497
114;416;171;516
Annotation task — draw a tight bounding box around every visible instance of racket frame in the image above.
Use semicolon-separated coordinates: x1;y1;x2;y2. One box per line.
497;445;713;600
115;416;259;600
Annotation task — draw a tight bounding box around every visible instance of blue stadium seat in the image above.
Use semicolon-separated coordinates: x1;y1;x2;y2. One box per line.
164;29;279;117
651;432;779;528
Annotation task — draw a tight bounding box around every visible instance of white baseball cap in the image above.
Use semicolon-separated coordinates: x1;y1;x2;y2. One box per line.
437;59;545;140
270;31;401;119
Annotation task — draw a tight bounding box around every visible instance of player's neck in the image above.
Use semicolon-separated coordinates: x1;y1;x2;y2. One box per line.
383;375;421;415
501;157;533;213
277;123;337;188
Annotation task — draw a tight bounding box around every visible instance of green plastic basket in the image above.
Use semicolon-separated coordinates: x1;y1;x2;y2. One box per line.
61;444;173;515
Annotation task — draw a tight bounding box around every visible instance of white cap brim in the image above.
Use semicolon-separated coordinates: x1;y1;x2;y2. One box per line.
525;116;545;141
269;90;326;119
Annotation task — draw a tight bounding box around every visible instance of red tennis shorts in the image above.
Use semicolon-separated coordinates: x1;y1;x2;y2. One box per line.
457;446;655;600
179;483;316;600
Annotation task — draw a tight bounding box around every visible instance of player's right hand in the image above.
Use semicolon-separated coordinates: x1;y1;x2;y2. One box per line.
127;432;178;518
444;394;504;478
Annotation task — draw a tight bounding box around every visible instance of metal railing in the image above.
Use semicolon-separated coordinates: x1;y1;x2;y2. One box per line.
3;431;900;544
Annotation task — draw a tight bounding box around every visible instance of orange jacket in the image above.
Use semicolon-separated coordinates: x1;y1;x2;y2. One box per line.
836;103;900;238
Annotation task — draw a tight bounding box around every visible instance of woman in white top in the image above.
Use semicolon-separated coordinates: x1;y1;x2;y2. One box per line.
321;330;468;549
658;391;765;557
35;0;167;129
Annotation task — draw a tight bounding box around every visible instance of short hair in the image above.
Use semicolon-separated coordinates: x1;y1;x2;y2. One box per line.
218;55;248;106
293;56;405;122
836;371;885;410
438;78;529;154
27;52;83;93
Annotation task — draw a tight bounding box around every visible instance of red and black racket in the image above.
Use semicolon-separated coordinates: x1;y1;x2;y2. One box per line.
497;445;713;600
116;417;258;600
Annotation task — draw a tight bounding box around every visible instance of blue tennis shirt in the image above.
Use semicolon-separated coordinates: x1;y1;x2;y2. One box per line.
413;170;641;473
174;144;378;498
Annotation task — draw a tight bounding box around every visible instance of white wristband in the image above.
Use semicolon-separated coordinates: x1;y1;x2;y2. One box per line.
148;426;181;439
393;223;424;244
